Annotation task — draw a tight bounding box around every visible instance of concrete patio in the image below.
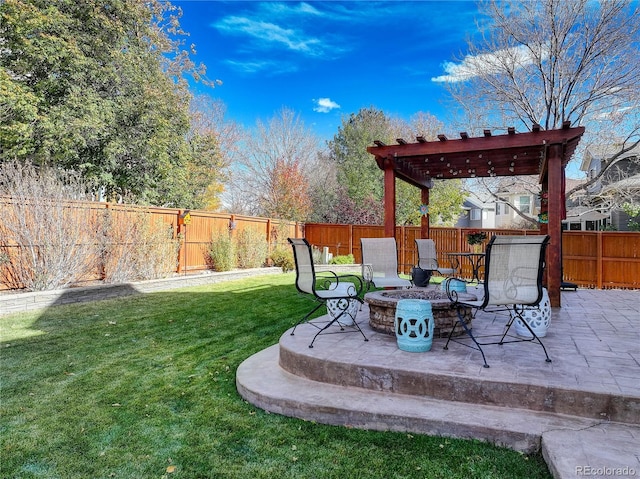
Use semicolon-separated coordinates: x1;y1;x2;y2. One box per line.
237;287;640;479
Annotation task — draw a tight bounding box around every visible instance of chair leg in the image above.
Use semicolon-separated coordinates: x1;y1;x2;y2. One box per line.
506;309;552;363
444;306;490;368
308;298;369;348
291;302;325;336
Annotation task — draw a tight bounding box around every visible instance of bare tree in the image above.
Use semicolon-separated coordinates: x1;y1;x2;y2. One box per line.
187;96;240;210
440;0;640;196
226;108;320;221
582;148;640;218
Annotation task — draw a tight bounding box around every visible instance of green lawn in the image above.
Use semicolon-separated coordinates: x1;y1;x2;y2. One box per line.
0;273;551;478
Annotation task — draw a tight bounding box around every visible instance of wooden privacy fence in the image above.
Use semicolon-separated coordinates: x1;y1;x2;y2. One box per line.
0;198;299;290
175;209;299;273
303;223;640;290
2;196;638;291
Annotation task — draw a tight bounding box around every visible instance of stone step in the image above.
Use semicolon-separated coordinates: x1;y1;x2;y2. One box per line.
237;293;640;478
237;345;602;454
277;318;639;424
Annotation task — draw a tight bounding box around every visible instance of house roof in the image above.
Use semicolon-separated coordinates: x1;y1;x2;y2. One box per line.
600;174;640;194
564;207;609;222
581;144;640;172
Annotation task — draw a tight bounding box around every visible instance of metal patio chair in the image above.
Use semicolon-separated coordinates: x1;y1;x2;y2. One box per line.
415;238;456;279
360;237;413;291
444;235;552;368
288;238;368;348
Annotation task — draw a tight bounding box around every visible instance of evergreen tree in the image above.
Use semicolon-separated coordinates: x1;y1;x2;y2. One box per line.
0;0;220;206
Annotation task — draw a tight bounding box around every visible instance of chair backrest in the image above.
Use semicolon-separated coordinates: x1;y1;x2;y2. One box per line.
482;235;550;307
415;239;439;270
361;237;400;279
288;238;316;295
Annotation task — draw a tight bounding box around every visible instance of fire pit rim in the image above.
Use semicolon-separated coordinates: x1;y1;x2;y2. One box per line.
363;288;477;307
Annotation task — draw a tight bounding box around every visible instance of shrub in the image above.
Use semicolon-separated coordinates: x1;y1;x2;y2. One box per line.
236;228;268;268
209;233;236;272
270;247;294;273
330;254;355;265
101;210;179;283
0;161;100;291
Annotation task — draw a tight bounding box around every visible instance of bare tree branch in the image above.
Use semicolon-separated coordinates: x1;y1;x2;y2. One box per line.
441;0;640;191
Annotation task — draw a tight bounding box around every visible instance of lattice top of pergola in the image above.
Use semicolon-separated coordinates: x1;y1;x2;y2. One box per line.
367;122;585;188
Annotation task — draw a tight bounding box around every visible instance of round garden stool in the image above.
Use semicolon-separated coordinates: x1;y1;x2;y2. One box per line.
394;299;434;352
325;283;359;326
514;288;552;338
441;278;467;293
326;297;359;326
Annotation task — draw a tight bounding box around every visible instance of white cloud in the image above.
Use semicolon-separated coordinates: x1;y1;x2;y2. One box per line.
215;16;323;55
313;98;340;113
262;2;323;18
431;44;547;83
224;59;297;75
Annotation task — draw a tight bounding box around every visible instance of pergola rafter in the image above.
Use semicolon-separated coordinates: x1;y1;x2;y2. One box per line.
367;122;585;307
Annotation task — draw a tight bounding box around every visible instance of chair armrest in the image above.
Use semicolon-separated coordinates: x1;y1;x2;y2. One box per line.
335;273;365;296
443;277;473;303
445;255;460;270
317;271;364;297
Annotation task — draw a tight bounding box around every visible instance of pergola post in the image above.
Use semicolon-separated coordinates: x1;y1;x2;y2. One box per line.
383;157;396;238
421;188;430;239
546;144;564;307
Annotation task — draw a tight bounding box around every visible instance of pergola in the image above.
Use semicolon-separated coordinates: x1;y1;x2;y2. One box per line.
366;122;585;307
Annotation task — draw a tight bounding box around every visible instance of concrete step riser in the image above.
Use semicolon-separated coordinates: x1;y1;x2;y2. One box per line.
237;346;605;454
279;342;639;424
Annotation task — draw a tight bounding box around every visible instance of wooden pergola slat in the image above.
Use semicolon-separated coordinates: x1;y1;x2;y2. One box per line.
367;124;585;307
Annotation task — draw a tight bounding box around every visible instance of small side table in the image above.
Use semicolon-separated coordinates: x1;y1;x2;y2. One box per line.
446;252;485;283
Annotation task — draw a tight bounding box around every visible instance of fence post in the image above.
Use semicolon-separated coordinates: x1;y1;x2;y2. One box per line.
99;203;109;280
349;224;353;256
266;219;272;266
400;225;407;273
597;231;603;289
177;210;186;273
228;214;236;239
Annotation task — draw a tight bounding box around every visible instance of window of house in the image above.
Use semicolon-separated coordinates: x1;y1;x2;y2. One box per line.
470;208;481;221
518;196;531;214
496;203;502;215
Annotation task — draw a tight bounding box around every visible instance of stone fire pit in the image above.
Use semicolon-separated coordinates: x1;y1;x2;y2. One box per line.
364;289;476;338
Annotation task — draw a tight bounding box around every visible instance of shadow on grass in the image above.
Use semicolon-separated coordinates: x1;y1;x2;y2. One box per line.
0;274;552;479
3;276;302;354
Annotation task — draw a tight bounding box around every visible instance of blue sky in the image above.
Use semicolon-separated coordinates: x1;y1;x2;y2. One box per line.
173;1;486;140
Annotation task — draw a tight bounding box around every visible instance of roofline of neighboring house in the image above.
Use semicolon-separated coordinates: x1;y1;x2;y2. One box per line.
581;144;640;172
